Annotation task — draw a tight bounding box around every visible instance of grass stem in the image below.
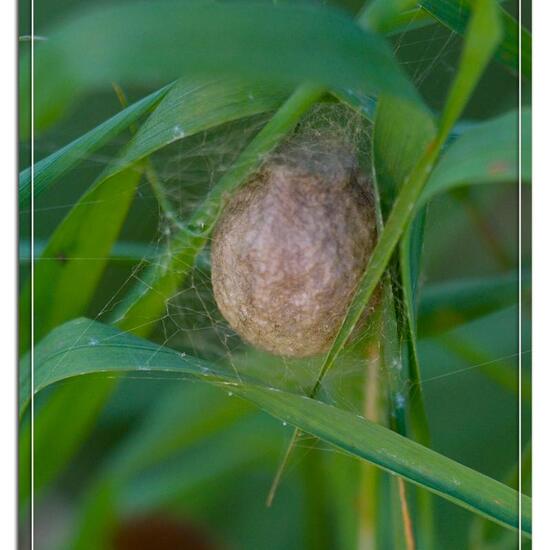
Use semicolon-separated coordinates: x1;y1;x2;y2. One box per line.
398;478;416;550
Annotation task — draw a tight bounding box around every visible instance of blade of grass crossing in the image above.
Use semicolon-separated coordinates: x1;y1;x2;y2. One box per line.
25;318;531;535
18;84;173;206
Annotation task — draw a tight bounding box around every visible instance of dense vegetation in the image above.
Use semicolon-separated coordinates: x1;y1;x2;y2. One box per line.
19;1;531;548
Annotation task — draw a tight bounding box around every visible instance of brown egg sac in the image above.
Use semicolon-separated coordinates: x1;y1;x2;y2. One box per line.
211;140;377;358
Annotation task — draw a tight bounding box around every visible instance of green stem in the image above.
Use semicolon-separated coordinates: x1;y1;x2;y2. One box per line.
112;82;181;223
358;340;384;550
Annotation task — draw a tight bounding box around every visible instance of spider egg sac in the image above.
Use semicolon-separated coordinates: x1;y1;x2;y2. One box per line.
211;141;377;358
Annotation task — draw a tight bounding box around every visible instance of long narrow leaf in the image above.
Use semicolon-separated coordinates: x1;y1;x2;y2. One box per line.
420;108;531;205
18;84;172;206
21;1;417;135
23;317;531;535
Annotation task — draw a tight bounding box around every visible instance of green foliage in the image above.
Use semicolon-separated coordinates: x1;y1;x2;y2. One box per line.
18;84;172;206
421;109;531;205
25;318;531;535
420;0;531;78
21;1;416;135
18;77;293;508
309;0;503;399
19;0;530;547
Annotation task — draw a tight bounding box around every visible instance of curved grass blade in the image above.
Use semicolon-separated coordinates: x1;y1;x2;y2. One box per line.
21;1;417;135
240;385;531;536
18;84;172;206
22;317;531;535
420;108;531;206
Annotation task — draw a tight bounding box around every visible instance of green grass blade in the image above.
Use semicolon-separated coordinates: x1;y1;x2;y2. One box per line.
19;239;159;265
239;385;530;536
21;1;416;135
309;0;503;399
420;108;531;205
23;317;531;535
372;95;437;547
18;84;172;206
19;165;144;354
